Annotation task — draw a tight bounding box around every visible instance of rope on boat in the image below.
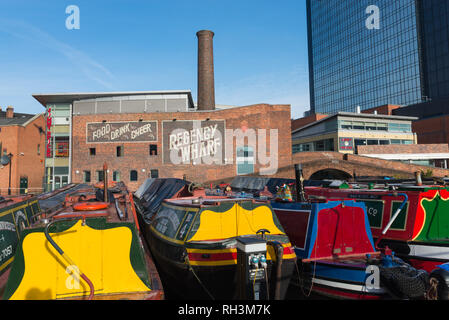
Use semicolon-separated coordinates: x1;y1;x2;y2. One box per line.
294;209;319;298
427;277;439;300
379;257;429;299
264;267;270;300
184;254;215;300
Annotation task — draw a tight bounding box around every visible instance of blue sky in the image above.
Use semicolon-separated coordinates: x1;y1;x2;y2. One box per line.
0;0;309;119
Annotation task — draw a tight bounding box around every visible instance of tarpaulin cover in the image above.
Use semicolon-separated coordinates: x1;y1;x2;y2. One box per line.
229;177;335;195
133;178;190;222
38;184;89;212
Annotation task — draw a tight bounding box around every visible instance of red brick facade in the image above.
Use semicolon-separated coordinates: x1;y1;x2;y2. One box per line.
71;104;292;191
361;104;401;115
291;113;328;131
357;144;449;155
412;115;449;145
0;114;46;195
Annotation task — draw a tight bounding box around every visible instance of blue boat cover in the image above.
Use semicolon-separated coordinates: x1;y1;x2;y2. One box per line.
437;263;449;272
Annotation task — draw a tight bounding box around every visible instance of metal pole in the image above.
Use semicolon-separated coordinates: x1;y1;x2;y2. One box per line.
294;163;306;202
7;153;12;195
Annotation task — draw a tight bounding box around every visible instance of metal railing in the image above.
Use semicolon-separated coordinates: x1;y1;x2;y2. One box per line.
0;187;44;196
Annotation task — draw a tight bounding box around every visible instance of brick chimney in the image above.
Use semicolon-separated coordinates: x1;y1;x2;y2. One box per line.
6;106;13;119
196;30;215;111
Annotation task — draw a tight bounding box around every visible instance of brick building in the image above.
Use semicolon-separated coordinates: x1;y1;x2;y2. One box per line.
33;91;291;191
0;106;45;195
33;30;293;192
393;98;449;145
72;102;291;190
357;144;449;168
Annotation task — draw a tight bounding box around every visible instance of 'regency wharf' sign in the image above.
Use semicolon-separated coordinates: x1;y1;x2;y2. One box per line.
86;121;158;143
162;120;225;165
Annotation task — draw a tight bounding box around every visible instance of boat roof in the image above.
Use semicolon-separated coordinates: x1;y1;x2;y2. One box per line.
164;196;268;208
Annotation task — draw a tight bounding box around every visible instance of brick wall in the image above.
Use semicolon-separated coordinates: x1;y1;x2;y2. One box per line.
0;115;45;195
357;143;449;154
412;115;449;145
361;104;401;115
286;152;449;179
71;104;292;191
291;113;328;131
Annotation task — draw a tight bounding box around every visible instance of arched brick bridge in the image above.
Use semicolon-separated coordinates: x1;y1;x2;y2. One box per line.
282;152;449;180
206;151;449;186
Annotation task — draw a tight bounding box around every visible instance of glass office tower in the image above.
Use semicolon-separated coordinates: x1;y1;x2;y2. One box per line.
307;0;424;114
418;0;449;101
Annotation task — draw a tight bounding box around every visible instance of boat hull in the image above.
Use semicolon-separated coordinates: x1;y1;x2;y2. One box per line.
291;259;387;300
145;224;295;300
305;186;449;273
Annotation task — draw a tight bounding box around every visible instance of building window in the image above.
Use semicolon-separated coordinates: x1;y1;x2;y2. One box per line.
315;140;326;151
236;146;254;175
150;169;159;178
149;144;158;156
388;123;412;133
352;121;365;130
113;171;121;182
116;146;123;157
292;144;301;153
96;170;104;182
366;123;377;131
83;171;91;183
130;170;138;181
89;148;96;156
340;120;352;130
37;144;40;155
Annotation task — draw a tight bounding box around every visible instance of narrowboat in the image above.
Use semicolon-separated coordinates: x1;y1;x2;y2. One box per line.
271;196;428;300
134;181;296;300
305;182;449;299
1;165;163;300
0;194;42;297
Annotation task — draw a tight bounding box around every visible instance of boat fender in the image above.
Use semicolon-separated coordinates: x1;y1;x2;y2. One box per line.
379;256;429;299
427;264;449;300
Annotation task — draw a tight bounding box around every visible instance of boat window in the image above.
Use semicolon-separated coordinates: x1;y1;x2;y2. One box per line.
176;210;197;241
185;213;201;241
152;205;188;239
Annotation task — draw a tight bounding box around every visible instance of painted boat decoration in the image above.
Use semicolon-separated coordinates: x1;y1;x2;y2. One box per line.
271;197;428;300
1;165;163;300
305;183;449;300
0;194;42;297
134;180;296;300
